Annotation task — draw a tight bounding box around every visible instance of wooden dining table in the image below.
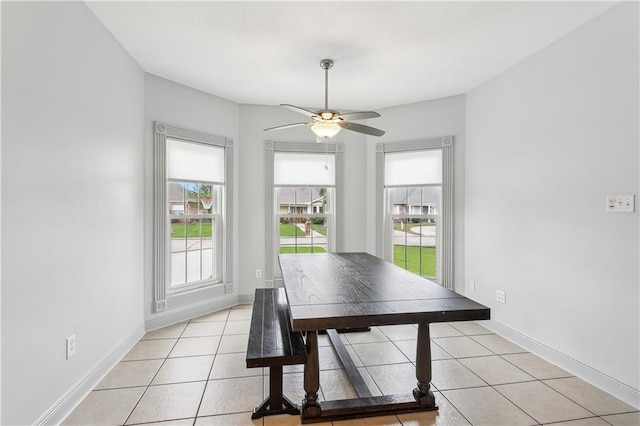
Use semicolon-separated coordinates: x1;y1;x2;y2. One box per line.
279;252;491;423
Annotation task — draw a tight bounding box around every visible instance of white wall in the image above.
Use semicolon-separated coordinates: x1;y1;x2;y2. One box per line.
365;95;467;293
238;105;368;299
143;74;240;325
0;3;4;422
465;2;639;405
1;2;145;424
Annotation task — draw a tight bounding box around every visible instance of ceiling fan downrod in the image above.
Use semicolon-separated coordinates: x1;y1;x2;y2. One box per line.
320;59;333;111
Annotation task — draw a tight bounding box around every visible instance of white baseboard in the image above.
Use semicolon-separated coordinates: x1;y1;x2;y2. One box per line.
238;293;255;304
34;323;146;425
145;294;238;331
483;319;639;409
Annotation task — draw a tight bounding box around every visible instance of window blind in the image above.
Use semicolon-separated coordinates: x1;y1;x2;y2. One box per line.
384;149;442;186
274;152;335;186
167;138;225;183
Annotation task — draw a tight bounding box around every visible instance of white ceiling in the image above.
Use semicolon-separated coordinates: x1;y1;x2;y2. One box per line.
86;1;617;111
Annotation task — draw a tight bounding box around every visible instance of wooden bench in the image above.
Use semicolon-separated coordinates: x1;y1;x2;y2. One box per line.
246;287;307;419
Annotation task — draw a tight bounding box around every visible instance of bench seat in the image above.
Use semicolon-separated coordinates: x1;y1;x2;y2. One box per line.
246;287;306;418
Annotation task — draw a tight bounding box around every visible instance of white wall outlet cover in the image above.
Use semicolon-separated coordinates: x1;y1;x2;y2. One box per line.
606;195;635;213
66;334;77;359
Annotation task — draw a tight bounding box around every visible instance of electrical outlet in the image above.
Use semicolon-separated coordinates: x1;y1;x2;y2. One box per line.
66;334;76;359
256;269;262;279
496;290;506;304
606;195;635;213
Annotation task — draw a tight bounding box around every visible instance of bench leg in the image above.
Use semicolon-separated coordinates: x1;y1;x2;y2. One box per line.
251;365;300;419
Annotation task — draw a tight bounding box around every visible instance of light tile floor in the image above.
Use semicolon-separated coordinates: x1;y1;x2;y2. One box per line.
64;304;639;426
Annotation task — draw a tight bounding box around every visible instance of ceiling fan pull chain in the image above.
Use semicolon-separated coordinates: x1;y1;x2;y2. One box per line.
324;136;329;170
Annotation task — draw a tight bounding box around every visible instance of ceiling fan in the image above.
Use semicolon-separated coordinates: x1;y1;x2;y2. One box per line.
264;59;385;139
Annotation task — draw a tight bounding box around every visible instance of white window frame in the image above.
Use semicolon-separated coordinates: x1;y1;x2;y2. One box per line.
154;122;234;312
167;182;222;292
265;140;344;288
375;137;454;289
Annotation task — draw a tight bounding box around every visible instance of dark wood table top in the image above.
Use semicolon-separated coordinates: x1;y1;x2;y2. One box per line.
279;252;490;332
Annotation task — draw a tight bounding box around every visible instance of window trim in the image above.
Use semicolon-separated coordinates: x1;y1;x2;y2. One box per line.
154;122;234;312
265;140;344;288
375;137;454;289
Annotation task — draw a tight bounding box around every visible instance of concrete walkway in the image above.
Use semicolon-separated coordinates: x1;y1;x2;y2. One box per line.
393;225;437;247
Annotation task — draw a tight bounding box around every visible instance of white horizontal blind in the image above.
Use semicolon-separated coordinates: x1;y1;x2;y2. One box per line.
385;149;442;186
274;152;335;186
168;138;225;183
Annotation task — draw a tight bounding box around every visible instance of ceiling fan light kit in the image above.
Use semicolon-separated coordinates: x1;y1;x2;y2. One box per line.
311;122;341;138
264;59;385;139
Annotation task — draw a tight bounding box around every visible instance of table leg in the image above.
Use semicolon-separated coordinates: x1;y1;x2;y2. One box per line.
302;330;321;419
413;323;436;408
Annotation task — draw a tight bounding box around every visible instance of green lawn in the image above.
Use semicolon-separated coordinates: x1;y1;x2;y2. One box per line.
171;222;212;238
280;223;305;237
312;225;327;236
393;245;436;278
280;246;327;254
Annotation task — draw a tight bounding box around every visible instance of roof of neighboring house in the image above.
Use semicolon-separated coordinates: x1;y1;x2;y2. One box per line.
389;186;439;205
168;182;203;203
277;187;324;205
275;187;437;206
168;182;186;203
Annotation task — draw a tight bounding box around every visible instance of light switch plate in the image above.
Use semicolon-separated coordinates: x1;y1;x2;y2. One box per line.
606;195;635;213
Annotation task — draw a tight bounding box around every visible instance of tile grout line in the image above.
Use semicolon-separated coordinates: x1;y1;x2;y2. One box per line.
488;357;638;424
430;324;535;426
496;351;575;383
193;313;230;422
491;379;576;425
537;379;600;418
121;321;190;425
435;388;478;426
192;321;213;426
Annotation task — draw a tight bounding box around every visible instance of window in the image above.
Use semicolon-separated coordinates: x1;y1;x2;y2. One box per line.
277;187;333;254
387;186;441;279
154;122;233;312
265;141;344;287
376;137;454;289
168;181;221;289
274;151;335;254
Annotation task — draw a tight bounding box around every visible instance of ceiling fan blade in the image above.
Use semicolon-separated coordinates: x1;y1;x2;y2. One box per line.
338;121;385;137
338;111;381;121
264;122;310;132
281;104;319;118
